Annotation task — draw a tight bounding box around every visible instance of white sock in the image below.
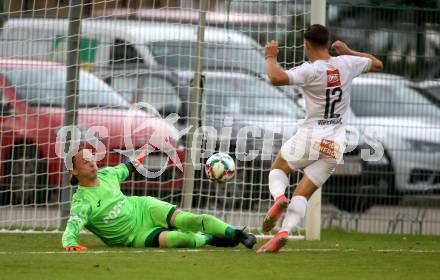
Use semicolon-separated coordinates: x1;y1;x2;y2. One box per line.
281;196;308;233
268;169;289;199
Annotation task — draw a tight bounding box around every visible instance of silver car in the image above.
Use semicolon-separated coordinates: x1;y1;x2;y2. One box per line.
349;73;440;193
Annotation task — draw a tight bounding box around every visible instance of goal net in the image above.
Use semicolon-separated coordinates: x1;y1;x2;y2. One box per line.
0;0;312;238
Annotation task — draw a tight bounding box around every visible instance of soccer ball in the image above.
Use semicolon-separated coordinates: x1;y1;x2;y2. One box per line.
204;153;236;183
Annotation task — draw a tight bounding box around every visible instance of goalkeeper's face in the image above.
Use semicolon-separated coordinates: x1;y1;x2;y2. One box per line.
71;149;98;181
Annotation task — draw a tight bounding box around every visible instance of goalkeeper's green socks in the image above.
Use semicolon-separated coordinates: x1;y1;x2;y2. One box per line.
173;212;236;239
166;231;209;248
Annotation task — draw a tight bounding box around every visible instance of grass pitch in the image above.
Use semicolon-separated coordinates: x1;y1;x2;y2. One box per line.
1;230;439;280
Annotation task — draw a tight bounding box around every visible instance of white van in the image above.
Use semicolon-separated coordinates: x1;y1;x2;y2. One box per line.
0;18;265;75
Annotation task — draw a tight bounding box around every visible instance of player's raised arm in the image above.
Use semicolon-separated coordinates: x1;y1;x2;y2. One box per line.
332;40;383;72
62;197;91;251
265;40;290;86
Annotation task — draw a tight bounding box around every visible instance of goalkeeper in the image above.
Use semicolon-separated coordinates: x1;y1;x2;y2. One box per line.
62;148;256;251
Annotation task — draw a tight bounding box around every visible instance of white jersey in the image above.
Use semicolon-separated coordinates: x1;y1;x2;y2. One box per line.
285;55;372;132
280;55;372;186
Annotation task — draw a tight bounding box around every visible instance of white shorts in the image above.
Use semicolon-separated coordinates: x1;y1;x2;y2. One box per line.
280;128;346;188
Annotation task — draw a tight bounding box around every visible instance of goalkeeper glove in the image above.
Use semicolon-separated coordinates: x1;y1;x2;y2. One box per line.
134;150;147;165
122;150;147;174
64;245;88;251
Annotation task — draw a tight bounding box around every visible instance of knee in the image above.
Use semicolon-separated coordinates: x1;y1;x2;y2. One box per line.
271;155;291;174
194;214;213;232
269;169;289;185
188;213;205;224
176;212;204;232
198;214;211;227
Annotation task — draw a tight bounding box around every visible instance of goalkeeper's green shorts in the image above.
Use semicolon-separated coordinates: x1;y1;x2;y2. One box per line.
129;196;177;248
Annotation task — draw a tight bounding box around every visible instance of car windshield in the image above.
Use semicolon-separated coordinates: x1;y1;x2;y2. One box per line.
422;85;440;100
3;68;130;108
149;41;265;75
351;83;440;118
204;76;300;119
110;74;181;112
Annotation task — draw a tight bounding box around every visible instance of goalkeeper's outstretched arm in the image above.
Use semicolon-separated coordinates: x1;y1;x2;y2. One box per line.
70;150;146;185
62;198;91;251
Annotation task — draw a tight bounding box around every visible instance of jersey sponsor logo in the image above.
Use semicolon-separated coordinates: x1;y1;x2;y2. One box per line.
103;200;126;224
312;139;341;159
317;117;342;126
327;69;341;88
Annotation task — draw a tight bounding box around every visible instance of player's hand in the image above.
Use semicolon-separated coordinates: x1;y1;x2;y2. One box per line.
64;245;88;251
331;40;352;55
265;40;279;59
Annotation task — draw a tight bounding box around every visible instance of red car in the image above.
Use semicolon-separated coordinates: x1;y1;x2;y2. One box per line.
0;58;184;205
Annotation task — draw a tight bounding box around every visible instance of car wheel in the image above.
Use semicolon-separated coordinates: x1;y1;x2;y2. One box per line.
0;186;11;206
328;185;374;213
6;145;47;205
384;178;402;206
370;153;401;206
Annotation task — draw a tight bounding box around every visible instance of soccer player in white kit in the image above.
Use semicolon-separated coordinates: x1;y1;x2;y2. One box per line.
258;24;383;253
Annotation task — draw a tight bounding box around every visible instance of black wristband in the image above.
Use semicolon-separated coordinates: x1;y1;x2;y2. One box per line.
122;155;135;175
124;162;135;174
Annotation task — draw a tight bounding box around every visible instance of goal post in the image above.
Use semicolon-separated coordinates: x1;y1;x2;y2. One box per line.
305;0;326;241
60;0;83;226
181;0;209;211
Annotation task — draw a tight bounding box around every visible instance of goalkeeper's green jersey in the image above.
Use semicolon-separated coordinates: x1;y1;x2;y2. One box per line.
62;164;136;247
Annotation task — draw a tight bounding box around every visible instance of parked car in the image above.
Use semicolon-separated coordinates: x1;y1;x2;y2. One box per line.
284;73;440;212
322;73;440;212
0;59;184;205
92;8;289;36
0;18;265;76
411;80;440;107
95;67;182;119
416;58;440;80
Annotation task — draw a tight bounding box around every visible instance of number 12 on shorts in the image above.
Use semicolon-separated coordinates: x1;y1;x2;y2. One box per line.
324;87;343;119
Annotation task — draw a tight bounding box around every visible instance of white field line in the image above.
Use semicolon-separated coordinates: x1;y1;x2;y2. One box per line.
0;248;440;255
0;230;305;240
0;229;86;234
1;231;438;254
